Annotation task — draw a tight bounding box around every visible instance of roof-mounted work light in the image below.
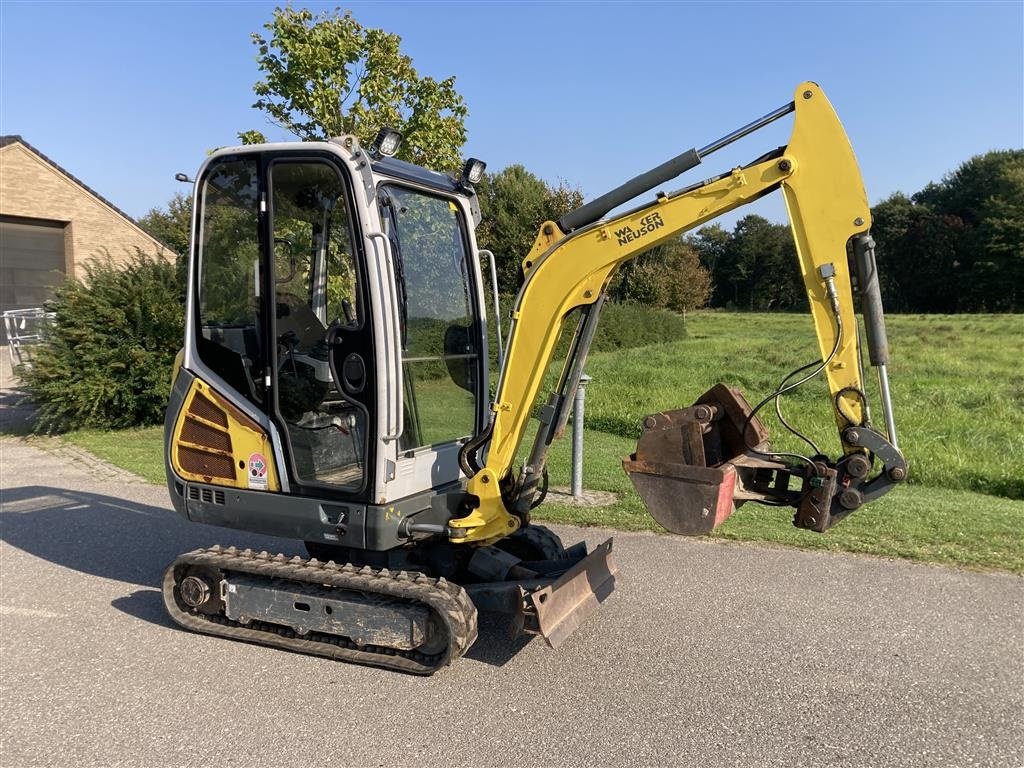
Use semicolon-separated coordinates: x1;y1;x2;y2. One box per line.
461;158;486;186
369;127;403;158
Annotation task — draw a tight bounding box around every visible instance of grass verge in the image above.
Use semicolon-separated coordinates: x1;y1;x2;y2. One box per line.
62;426;165;484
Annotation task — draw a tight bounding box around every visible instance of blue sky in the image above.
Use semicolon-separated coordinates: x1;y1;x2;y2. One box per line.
2;1;1022;227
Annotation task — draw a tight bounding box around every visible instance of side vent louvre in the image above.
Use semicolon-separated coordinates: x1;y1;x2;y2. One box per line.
187;485;226;505
177;390;236;483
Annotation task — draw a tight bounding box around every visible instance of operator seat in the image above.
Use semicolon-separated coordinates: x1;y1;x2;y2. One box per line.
276;293;326;351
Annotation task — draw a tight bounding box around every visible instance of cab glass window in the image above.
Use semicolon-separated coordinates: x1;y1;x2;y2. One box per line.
382;187;479;450
271;160;366;489
195;158;264;406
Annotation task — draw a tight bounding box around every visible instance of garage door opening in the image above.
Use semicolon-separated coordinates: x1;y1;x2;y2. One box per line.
0;215;66;342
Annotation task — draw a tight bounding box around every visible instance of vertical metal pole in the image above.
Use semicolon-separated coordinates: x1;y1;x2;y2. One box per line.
571;374;591;499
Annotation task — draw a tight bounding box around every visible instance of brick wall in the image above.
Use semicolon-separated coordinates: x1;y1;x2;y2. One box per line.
0;142;174;278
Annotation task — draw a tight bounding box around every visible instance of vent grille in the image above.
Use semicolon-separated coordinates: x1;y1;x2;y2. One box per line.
180;416;232;453
175;386;236;484
188;486;226;504
178;445;236;481
189;391;229;428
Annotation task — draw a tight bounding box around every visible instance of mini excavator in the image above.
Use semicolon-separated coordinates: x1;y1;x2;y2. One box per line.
162;82;906;673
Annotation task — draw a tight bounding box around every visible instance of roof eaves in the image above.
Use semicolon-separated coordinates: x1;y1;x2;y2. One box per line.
0;134;179;255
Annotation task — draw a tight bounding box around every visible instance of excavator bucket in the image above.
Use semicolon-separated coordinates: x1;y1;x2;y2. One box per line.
622;384;771;535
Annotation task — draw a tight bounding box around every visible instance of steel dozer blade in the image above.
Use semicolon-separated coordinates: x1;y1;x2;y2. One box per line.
463;538;618;649
623;384;777;535
522;539;617;648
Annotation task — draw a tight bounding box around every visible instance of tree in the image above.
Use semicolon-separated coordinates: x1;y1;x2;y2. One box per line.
610;237;711;315
138;192;191;256
138;191;192;287
871;150;1023;312
913;150;1024;311
240;6;468;171
712;215;805;311
661;240;713;314
474;165;583;293
689;224;730;305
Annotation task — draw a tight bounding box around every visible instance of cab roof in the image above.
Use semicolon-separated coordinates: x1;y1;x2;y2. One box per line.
371;156;464;196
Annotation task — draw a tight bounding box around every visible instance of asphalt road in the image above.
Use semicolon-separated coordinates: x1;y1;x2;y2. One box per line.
1;437;1021;768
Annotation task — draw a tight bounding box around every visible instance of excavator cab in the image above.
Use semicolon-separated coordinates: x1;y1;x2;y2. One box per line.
169;144;491;525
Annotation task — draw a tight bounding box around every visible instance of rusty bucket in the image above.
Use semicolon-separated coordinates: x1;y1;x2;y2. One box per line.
622;384;770;535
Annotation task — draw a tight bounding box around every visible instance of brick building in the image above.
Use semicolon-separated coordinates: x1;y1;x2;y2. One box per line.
0;135;172;315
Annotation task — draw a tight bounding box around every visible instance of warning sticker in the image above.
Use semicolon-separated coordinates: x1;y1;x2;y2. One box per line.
247;452;269;490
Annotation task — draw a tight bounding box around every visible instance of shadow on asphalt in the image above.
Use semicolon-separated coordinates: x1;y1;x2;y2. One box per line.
0;485;291;587
1;485;534;668
0;388;34;435
112;589;172;627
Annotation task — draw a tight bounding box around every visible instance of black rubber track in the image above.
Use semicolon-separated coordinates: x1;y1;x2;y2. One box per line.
495;524;568;561
162;546;478;675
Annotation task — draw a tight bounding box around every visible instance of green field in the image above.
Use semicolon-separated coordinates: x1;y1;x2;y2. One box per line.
56;312;1024;571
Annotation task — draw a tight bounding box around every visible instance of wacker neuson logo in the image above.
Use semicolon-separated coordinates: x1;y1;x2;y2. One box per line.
615;212;665;246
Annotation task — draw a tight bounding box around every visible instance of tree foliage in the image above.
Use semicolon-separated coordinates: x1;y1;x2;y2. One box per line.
687;149;1022;313
138;192;192;285
610;237;711;314
474;164;583;293
138;192;191;256
690;215;806;311
19;253;184;432
872;149;1024;312
241;6;468;171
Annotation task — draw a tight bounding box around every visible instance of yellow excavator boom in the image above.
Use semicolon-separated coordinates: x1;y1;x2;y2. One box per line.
451;82;906;543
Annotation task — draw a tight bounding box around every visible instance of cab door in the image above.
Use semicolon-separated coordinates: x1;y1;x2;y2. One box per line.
378;185;486;500
267;156;377;499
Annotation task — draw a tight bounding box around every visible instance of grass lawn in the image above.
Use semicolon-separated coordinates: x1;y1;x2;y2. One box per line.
63;426;166;484
46;312;1024;572
537;427;1024;573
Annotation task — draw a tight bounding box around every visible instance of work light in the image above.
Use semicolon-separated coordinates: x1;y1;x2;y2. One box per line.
461;158;486;186
370;128;402;158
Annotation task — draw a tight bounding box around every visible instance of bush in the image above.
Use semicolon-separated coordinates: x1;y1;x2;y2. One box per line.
20;251;184;432
591;302;687;351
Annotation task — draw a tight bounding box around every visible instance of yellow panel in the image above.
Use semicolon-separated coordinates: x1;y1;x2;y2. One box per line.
170;377;280;492
780;81;870;431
